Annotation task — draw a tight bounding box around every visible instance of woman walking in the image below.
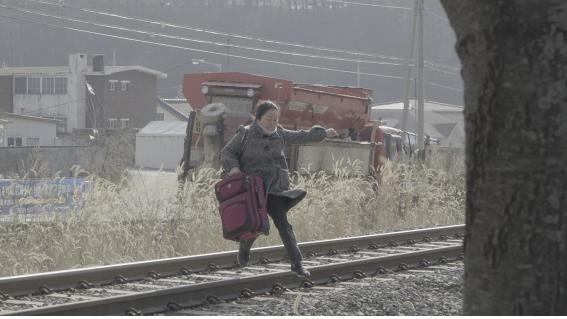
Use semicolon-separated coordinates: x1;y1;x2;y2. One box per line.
221;100;337;278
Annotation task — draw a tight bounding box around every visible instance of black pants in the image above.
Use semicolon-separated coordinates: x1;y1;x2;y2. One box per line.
240;194;303;265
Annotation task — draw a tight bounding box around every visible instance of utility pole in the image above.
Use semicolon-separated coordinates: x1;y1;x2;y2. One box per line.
401;0;418;141
416;0;425;156
226;39;231;72
356;54;360;87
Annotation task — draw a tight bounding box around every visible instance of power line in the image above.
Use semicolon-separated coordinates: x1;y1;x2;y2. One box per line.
424;64;459;76
20;0;458;75
1;3;408;66
326;0;411;10
325;0;449;23
425;81;462;92
28;0;406;62
11;0;461;74
18;98;85;115
425;60;459;72
424;60;459;73
0;13;408;80
0;5;463;92
424;7;449;23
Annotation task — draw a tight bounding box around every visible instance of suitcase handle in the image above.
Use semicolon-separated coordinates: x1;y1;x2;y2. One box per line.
215;173;251;202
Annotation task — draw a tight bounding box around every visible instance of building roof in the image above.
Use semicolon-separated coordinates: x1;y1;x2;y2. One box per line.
0;65;167;78
440;122;465;148
87;66;167;78
294;84;372;100
162;98;193;113
157;98;191;121
202;81;262;89
371;101;465;147
0;112;62;123
373;100;464;112
294;86;371;101
137;121;187;137
0;66;69;75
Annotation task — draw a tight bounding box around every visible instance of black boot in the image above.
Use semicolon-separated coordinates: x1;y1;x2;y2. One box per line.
237;239;254;267
291;262;311;278
279;226;310;278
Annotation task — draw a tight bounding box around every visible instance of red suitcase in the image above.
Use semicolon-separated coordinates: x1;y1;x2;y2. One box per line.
214;172;269;241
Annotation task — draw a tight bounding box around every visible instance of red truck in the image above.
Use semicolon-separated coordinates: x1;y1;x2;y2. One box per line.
182;72;395;174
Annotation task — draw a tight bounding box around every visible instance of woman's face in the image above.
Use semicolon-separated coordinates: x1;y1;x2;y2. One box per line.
259;109;279;132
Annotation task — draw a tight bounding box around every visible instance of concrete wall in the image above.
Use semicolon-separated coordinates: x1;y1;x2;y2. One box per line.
135;135;203;170
0;146;104;177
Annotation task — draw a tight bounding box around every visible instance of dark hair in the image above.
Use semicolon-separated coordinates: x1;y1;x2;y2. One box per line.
255;100;279;120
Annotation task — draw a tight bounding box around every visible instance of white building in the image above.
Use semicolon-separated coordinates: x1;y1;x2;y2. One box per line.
135;121;203;170
371;100;465;148
0;53;166;134
0;112;59;147
3;54;89;134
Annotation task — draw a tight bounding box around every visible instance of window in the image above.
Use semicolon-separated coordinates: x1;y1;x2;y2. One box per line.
14;76;67;95
109;80;118;91
7;136;23;147
28;77;41;94
42;77;54;94
120;118;130;129
107;118;118;129
54;77;67;94
120;80;130;91
14;77;27;94
26;137;40;146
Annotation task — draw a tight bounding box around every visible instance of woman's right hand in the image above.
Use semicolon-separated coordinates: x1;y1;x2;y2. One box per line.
228;167;241;175
325;128;338;138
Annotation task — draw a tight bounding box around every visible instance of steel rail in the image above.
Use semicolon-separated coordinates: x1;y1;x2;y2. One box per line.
2;245;462;315
0;224;464;298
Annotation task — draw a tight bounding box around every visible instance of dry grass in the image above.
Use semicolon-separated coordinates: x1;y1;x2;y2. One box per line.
0;160;464;277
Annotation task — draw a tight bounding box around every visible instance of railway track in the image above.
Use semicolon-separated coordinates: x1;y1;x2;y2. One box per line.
0;225;464;315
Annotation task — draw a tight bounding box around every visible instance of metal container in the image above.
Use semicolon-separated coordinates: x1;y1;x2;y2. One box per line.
290;139;372;176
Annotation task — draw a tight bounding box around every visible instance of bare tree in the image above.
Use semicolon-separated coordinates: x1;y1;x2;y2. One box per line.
440;0;567;315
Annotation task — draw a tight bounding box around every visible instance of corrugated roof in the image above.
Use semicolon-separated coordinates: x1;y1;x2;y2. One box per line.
373;100;464;112
203;81;262;88
162;98;192;113
371;108;456;139
0;66;69;75
0;112;62;123
137;121;187;137
157;98;191;121
371;101;465;147
0;65;166;78
294;86;369;100
88;66;167;78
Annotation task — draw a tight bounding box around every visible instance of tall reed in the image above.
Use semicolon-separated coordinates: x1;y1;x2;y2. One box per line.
0;161;464;277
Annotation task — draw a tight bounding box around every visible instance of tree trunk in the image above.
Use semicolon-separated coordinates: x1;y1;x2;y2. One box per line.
440;0;567;315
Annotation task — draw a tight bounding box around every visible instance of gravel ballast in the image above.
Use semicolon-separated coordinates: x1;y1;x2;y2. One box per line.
177;261;464;316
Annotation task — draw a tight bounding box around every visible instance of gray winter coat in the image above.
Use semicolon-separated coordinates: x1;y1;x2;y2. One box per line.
221;121;326;207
